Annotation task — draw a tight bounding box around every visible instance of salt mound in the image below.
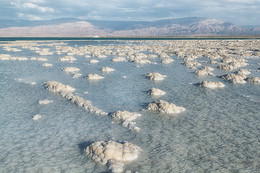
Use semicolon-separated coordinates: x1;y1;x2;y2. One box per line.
39;99;53;105
111;111;141;131
236;69;251;76
30;57;48;61
162;58;174;64
147;100;186;114
89;59;99;64
86;74;104;80
33;114;42;120
195;66;214;76
85;141;141;173
112;57;127;62
183;61;201;69
62;67;80;73
146;72;167;81
42;63;53;67
148;88;166;96
101;67;115;73
58;56;77;62
221;74;247;84
199;81;225;89
45;81;107;115
247;77;260;84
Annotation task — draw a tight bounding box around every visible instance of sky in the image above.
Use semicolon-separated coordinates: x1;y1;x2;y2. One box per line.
1;0;260;25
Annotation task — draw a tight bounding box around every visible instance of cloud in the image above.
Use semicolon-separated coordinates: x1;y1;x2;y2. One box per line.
1;0;260;25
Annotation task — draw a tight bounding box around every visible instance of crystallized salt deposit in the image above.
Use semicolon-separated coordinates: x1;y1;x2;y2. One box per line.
62;67;80;73
247;77;260;84
86;74;104;80
221;74;247;84
45;81;107;115
147;100;186;114
58;56;77;62
146;72;167;81
111;111;141;131
235;69;251;76
161;57;174;64
42;63;53;67
32;114;42;120
199;81;225;89
148;88;166;96
112;57;128;62
195;66;214;76
85;141;141;173
38;99;53;105
89;59;99;64
101;67;115;73
30;57;48;61
183;61;201;69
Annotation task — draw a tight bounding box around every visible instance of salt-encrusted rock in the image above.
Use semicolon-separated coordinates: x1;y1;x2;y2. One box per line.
42;63;53;67
148;88;166;96
221;74;247;84
101;67;115;73
112;57;127;62
33;114;42;120
199;81;225;89
247;77;260;84
86;74;104;80
146;72;167;81
89;59;99;64
111;111;141;131
236;69;251;76
39;99;53;105
147;100;186;114
58;56;77;62
195;66;214;76
45;81;107;116
85;141;141;173
161;58;174;64
62;67;80;73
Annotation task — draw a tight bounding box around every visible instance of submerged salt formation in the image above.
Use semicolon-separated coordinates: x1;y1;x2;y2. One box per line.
221;74;247;84
195;66;214;76
101;67;115;73
199;81;225;89
85;141;141;173
86;74;104;80
148;88;166;96
146;72;167;81
39;99;54;105
45;81;107;115
111;111;141;131
147;100;186;114
247;77;260;84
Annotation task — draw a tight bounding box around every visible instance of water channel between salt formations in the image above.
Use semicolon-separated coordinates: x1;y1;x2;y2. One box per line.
0;39;259;172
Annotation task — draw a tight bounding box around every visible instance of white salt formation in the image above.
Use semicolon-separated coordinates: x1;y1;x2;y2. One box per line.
112;57;128;62
32;114;42;120
148;88;166;96
89;59;99;64
62;67;80;73
101;67;115;73
218;57;248;71
30;57;48;61
195;66;214;76
42;63;53;67
72;73;82;79
221;74;247;84
86;74;104;80
183;61;201;69
45;81;107;116
161;57;174;64
0;54;28;61
146;72;167;81
58;56;77;62
199;81;225;89
236;69;251;76
38;99;53;105
111;111;141;131
247;77;260;84
85;141;141;173
147;100;186;114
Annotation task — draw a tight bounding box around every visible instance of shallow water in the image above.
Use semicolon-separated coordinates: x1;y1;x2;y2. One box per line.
0;40;260;172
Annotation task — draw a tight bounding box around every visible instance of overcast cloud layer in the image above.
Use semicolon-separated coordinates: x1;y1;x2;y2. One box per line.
1;0;260;25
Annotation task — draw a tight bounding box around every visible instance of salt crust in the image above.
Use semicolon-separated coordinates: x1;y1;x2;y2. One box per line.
101;67;115;72
147;100;186;114
195;66;214;76
247;77;260;84
86;141;141;173
199;81;225;89
86;74;104;80
146;72;167;81
32;114;42;120
62;67;80;73
148;88;166;96
39;99;53;105
221;74;247;84
111;111;141;131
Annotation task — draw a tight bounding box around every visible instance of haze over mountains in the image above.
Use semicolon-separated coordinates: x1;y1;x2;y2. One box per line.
0;17;259;37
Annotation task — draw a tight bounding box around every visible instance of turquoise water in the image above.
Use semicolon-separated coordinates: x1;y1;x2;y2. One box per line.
0;39;259;172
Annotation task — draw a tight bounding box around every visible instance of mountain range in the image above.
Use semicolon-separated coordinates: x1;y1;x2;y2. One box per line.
0;17;259;37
